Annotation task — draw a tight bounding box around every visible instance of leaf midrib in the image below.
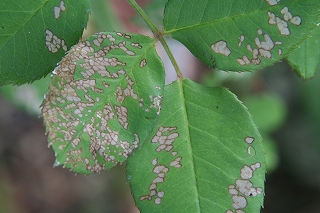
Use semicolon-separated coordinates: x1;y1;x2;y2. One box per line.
179;79;201;213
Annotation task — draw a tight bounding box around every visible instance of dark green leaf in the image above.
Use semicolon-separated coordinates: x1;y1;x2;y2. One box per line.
41;32;165;174
127;79;265;212
0;0;90;85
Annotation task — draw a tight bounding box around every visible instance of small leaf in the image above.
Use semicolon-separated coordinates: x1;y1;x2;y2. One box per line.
127;79;265;212
41;32;165;174
286;24;320;80
0;0;90;85
163;0;320;71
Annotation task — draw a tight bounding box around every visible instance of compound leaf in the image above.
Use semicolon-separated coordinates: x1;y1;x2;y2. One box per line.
41;32;165;174
0;0;90;85
286;24;320;80
127;79;265;213
163;0;320;71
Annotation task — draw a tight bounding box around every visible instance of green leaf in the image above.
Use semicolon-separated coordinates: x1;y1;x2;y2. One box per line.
163;0;320;71
286;24;320;80
127;79;265;212
41;32;165;174
0;0;90;85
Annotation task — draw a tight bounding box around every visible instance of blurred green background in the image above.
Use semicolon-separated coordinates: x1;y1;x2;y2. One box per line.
1;0;320;212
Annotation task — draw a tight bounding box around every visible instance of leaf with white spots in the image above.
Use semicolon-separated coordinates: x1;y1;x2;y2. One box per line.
126;79;265;212
286;23;320;80
0;0;90;85
163;0;320;71
41;32;165;174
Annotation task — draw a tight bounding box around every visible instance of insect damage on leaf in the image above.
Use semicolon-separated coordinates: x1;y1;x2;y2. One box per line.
235;2;303;67
45;29;68;53
226;136;263;213
54;0;66;19
268;7;302;36
236;29;284;66
41;32;163;174
211;40;231;56
209;2;304;67
139;126;181;205
140;58;147;67
265;0;280;6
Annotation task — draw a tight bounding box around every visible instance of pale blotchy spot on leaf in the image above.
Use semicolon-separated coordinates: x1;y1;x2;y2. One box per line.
169;156;182;168
247;145;256;156
139;163;169;204
140;126;181;204
244;136;255;144
237;30;283;66
116;76;138;104
236;56;251;66
152;126;179;151
268;7;302;36
54;0;66;19
149;95;163;115
116;32;132;39
245;136;256;156
238;35;245;47
211;40;231;56
268;11;289;35
227;162;263;212
265;0;280;6
226;210;245;213
45;29;67;53
92;33;108;47
114;105;128;129
281;7;302;26
140;58;147;68
131;42;142;49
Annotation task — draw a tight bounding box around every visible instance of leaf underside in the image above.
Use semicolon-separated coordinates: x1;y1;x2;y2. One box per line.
41;32;165;174
127;79;265;213
0;0;90;85
163;0;320;71
286;24;320;80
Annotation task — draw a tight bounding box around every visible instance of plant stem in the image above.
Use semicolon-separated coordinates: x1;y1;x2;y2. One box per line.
127;0;183;80
159;36;183;80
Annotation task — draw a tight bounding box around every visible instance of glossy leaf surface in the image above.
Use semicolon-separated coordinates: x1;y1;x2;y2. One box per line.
41;32;165;174
163;0;320;71
0;0;90;85
127;79;265;212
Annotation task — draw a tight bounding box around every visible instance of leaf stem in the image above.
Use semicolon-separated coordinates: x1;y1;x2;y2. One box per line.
159;36;183;80
127;0;183;80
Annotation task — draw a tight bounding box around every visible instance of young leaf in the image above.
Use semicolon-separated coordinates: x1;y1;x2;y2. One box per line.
41;32;165;174
286;24;320;80
163;0;320;71
0;0;90;85
127;79;265;212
